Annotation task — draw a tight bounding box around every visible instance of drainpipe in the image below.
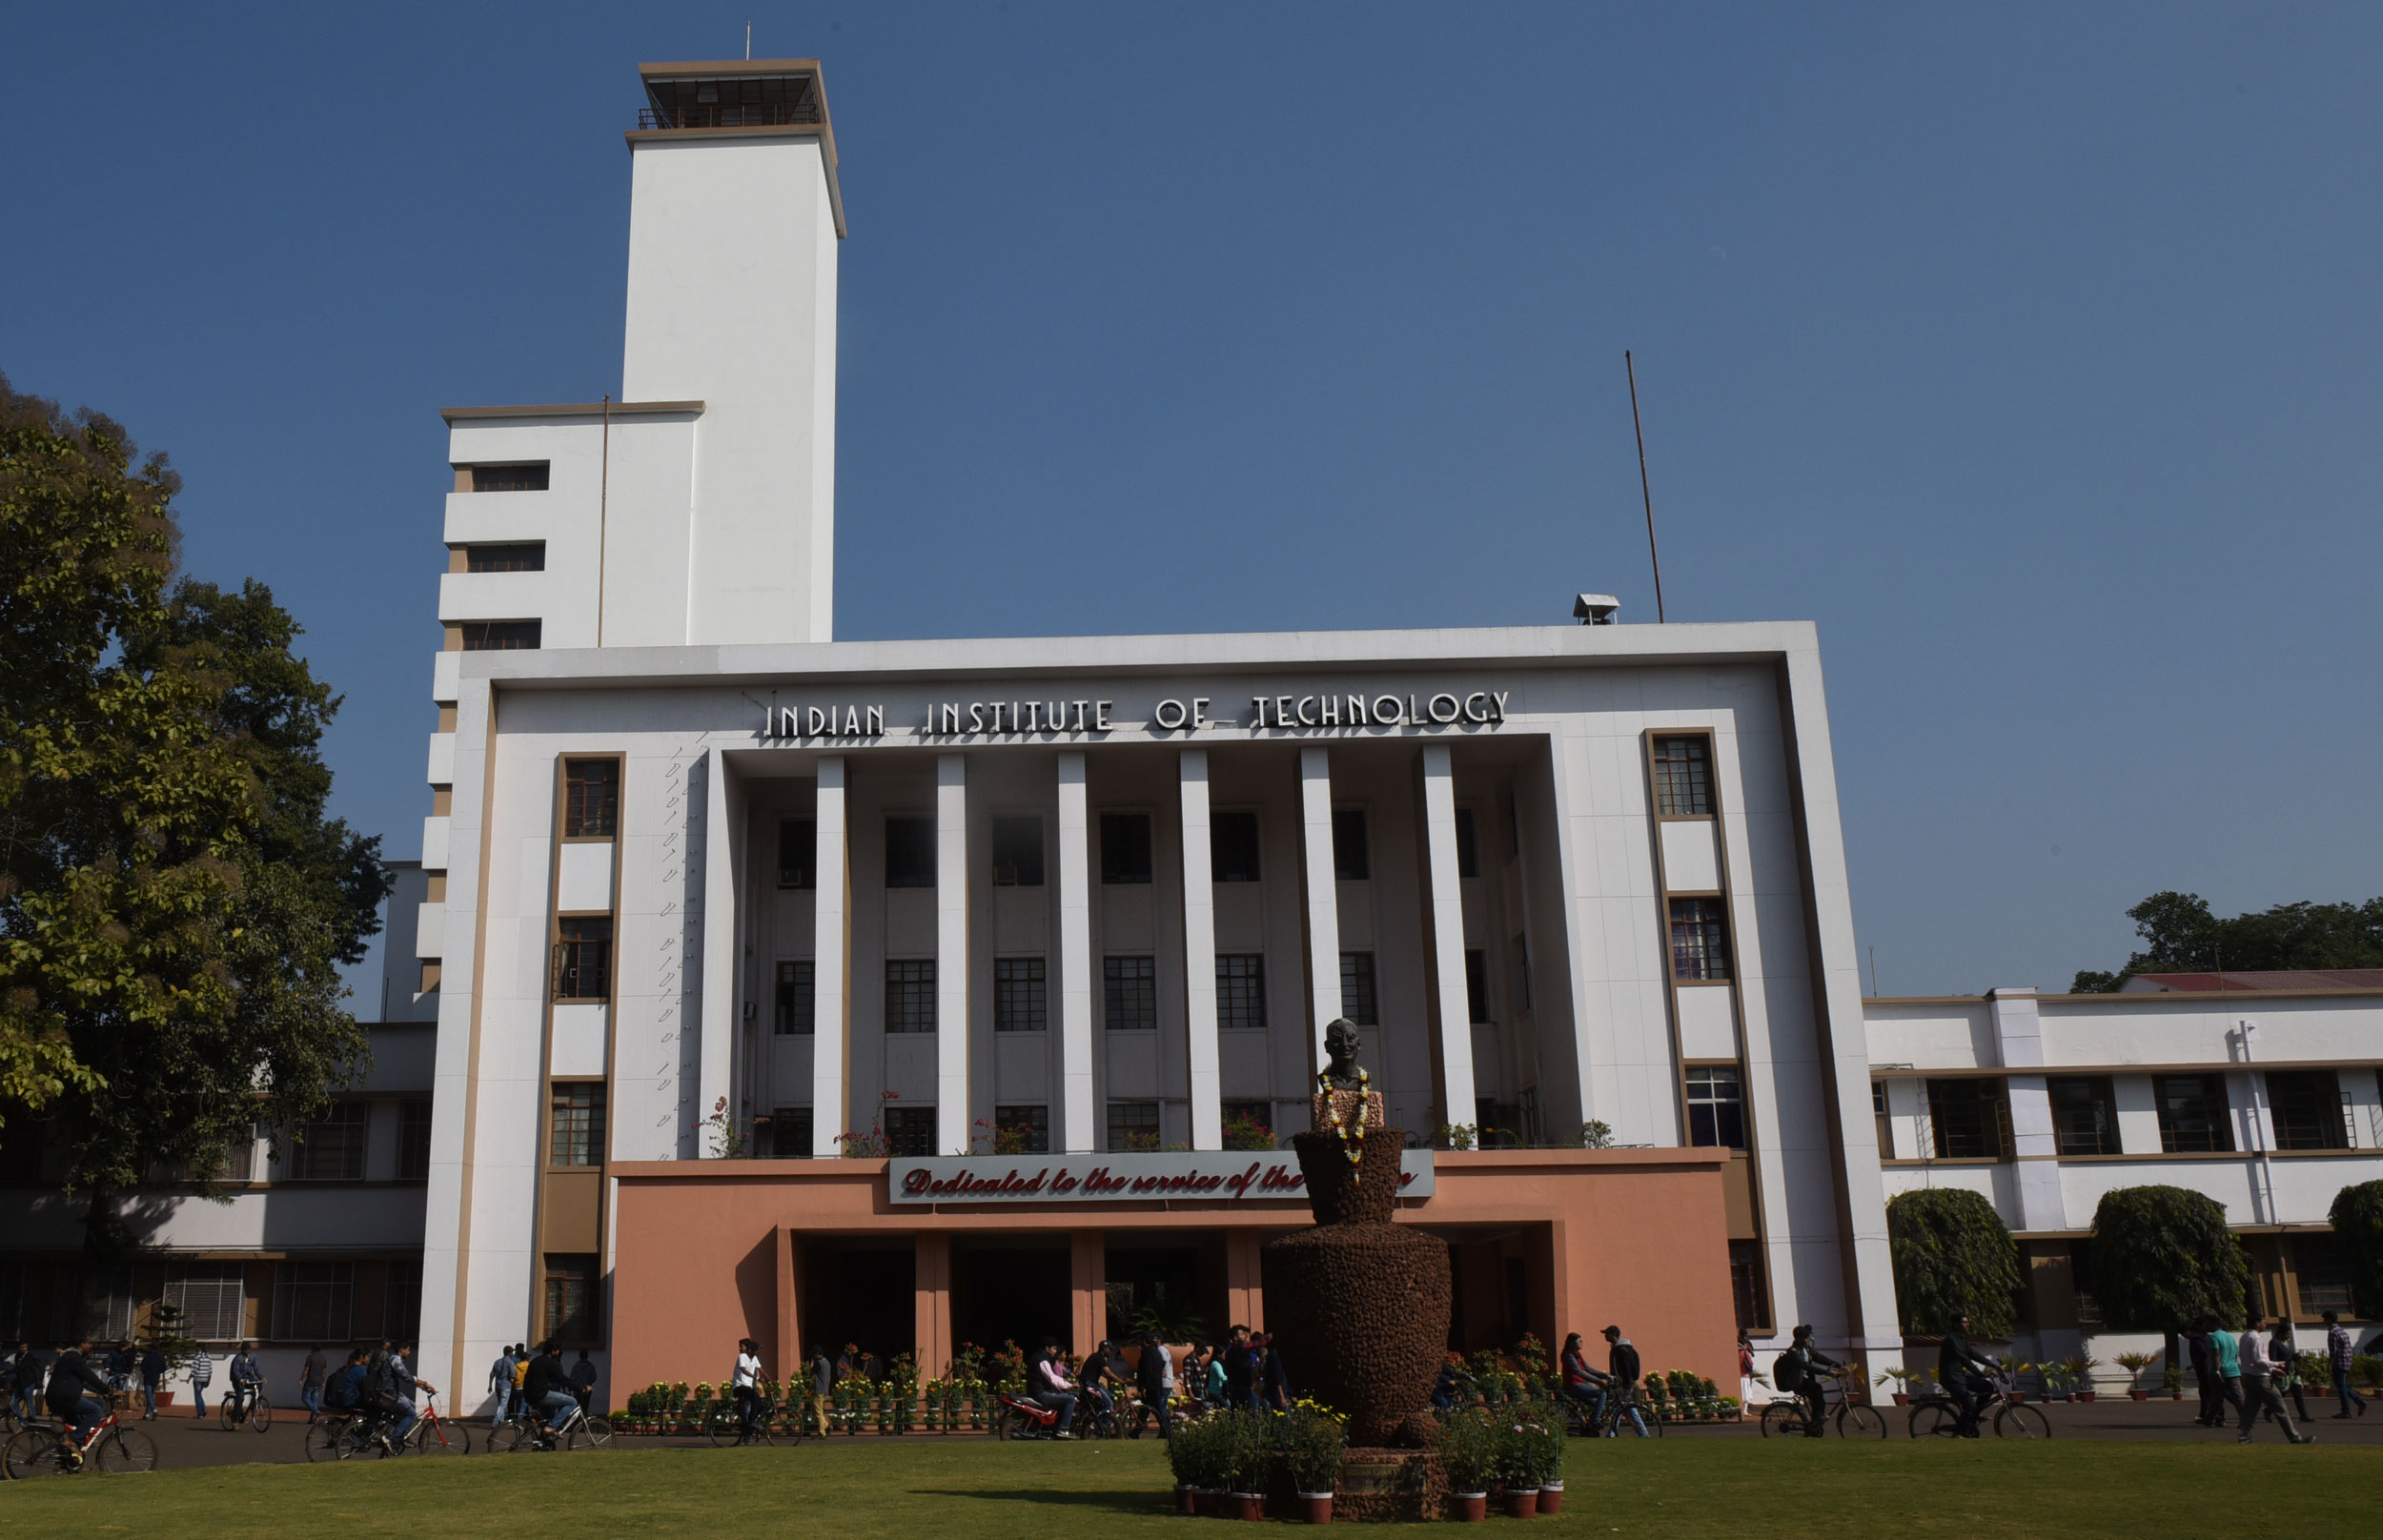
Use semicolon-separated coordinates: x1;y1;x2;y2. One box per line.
2239;1019;2276;1226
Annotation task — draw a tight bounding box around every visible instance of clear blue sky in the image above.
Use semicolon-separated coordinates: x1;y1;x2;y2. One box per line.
6;3;2377;1003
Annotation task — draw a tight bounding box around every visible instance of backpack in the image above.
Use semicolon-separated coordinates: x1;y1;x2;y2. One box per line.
323;1368;355;1409
1772;1348;1805;1391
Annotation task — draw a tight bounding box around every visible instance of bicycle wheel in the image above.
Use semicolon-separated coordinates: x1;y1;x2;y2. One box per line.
304;1418;347;1462
1837;1404;1887;1439
413;1420;471;1455
569;1416;615;1451
249;1396;274;1431
1994;1404;2052;1440
219;1397;240;1431
1759;1402;1804;1438
93;1427;159;1473
3;1428;71;1480
1907;1403;1956;1438
488;1419;539;1453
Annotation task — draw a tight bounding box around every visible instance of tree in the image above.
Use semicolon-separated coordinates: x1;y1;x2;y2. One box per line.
2072;890;2383;992
2331;1182;2383;1321
2087;1185;2251;1331
0;371;388;1291
1885;1188;2023;1337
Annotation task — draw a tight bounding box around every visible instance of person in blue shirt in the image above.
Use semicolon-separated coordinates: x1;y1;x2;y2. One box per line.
377;1343;435;1445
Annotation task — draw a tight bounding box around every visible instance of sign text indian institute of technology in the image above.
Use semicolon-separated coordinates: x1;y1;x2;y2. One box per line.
760;689;1517;741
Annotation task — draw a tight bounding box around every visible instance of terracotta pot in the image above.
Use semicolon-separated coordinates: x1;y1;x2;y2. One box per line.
1891;1393;1908;1407
1177;1486;1198;1515
2007;1392;2025;1404
1194;1489;1221;1517
1537;1484;1563;1516
2129;1390;2149;1403
2077;1391;2095;1404
1295;1493;1334;1525
1500;1489;1539;1520
1449;1494;1488;1524
1230;1492;1267;1523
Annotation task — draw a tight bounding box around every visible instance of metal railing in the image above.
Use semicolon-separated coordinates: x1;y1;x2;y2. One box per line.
638;102;821;131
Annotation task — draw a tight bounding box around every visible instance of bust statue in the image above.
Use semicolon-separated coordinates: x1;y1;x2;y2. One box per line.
1320;1018;1365;1089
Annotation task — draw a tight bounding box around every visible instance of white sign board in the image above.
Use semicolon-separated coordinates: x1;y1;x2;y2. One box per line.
887;1149;1436;1206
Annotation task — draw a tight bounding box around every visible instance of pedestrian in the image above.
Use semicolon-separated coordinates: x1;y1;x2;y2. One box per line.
570;1348;599;1412
1243;1338;1272;1412
1203;1343;1229;1408
1256;1334;1293;1410
297;1343;327;1421
490;1343;519;1423
2323;1310;2368;1419
2186;1322;2217;1426
511;1343;531;1410
138;1342;167;1420
808;1343;834;1436
1;1342;30;1423
2210;1314;2246;1428
104;1340;133;1395
2269;1319;2310;1423
2234;1311;2313;1445
1737;1329;1756;1416
12;1342;52;1423
730;1337;764;1444
1604;1325;1653;1437
187;1346;214;1417
1221;1326;1252;1410
1132;1331;1172;1439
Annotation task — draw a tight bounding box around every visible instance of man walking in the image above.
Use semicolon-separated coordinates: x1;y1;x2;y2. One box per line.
138;1341;167;1420
2324;1310;2368;1418
2209;1315;2246;1428
2235;1312;2314;1445
186;1346;213;1417
570;1348;599;1412
299;1344;328;1422
2186;1322;2217;1426
489;1344;518;1424
1133;1331;1172;1438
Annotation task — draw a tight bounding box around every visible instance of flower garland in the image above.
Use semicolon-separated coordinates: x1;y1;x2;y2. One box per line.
1317;1066;1371;1181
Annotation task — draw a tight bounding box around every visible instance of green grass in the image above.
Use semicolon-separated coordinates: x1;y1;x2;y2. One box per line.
1;1436;2375;1538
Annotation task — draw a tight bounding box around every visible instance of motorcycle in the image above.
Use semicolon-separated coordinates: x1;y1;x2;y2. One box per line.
995;1390;1070;1440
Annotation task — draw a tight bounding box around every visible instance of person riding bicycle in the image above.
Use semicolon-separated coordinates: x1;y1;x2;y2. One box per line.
377;1341;436;1445
1775;1325;1843;1439
1030;1336;1078;1438
1077;1340;1126;1424
227;1341;264;1421
1937;1314;1999;1439
43;1338;113;1469
730;1337;764;1443
523;1342;578;1445
1599;1326;1650;1437
1557;1332;1603;1425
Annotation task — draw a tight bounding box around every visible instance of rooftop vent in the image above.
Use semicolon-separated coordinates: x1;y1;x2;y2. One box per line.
1573;594;1620;625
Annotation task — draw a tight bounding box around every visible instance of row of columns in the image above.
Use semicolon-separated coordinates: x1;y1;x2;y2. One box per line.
716;741;1480;1158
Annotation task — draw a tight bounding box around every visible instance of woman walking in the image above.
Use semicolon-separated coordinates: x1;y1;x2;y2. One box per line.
731;1338;764;1445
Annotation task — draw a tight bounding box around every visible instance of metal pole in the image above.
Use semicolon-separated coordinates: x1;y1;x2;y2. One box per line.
1625;351;1665;622
596;394;611;645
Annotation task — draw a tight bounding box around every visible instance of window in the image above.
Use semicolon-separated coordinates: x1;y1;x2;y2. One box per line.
552;917;613;1000
1685;1065;1747;1148
2266;1070;2347;1151
1455;808;1480;879
563;759;619;837
991;816;1045;886
886;817;936;888
1332;809;1370;881
1873;1082;1893;1155
1222;1102;1273;1141
992;1104;1050;1154
459;619;540;651
294;1103;369;1180
885;960;936;1033
994;958;1048;1032
397;1101;434;1180
549;1083;604;1166
1217;955;1267;1030
543;1255;599;1345
1339;952;1378;1026
885;1106;937;1157
1727;1240;1771;1332
470;462;549;492
1105;956;1157;1031
2154;1075;2233;1153
778;819;816;889
167;1264;245;1342
1211;811;1261;883
1668;898;1730;982
775;961;816;1034
2289;1232;2352;1313
1109;1102;1161;1152
1926;1079;2010;1160
1652;737;1712;816
465;542;544;572
382;1258;422;1342
1102;813;1152;884
768;1107;813;1159
83;1266;137;1341
2047;1076;2119;1157
273;1262;355;1343
1465;948;1491;1023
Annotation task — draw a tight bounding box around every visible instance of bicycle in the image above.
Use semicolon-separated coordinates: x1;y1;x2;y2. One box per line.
704;1392;784;1448
489;1398;614;1452
2;1404;161;1479
219;1386;274;1432
304;1406;400;1462
406;1395;473;1455
1906;1376;2051;1440
1761;1368;1886;1439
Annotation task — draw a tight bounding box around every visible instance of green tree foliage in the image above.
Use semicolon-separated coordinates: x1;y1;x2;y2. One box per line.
0;371;388;1274
1885;1187;2023;1336
2330;1181;2383;1321
2088;1185;2251;1331
2072;890;2383;992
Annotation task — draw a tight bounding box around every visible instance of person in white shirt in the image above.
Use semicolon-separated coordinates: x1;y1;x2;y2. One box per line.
2235;1313;2314;1445
730;1338;764;1445
1032;1337;1077;1438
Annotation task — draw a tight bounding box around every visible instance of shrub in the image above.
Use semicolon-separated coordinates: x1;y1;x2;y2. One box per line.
1222;1410;1272;1494
2330;1181;2383;1320
1222;1110;1275;1151
1488;1407;1558;1489
1886;1187;2022;1336
1168;1410;1227;1488
1276;1406;1346;1493
2088;1185;2251;1331
1435;1408;1495;1495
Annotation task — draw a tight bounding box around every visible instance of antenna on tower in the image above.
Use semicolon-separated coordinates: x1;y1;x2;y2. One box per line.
1625;351;1666;623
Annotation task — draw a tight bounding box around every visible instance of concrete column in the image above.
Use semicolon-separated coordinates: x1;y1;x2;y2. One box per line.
1180;750;1222;1150
1296;747;1341;1070
1056;753;1095;1152
1069;1229;1107;1359
1988;987;2067;1233
775;1224;801;1381
810;757;849;1155
1225;1229;1266;1332
1417;745;1477;1128
914;1232;953;1377
936;754;970;1155
698;746;737;1132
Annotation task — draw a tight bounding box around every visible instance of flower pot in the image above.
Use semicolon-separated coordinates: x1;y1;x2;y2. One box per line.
2130;1390;2148;1403
1193;1489;1221;1518
1295;1492;1334;1525
1177;1485;1198;1515
1890;1393;1908;1407
2076;1391;2095;1404
2007;1392;2025;1405
1500;1489;1540;1520
1537;1483;1563;1516
1449;1494;1489;1524
1230;1492;1267;1523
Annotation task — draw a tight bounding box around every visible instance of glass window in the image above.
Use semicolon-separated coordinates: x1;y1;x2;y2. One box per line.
562;760;619;837
1332;809;1370;881
273;1261;355;1344
885;1106;937;1157
1211;811;1261;883
1464;948;1490;1023
548;1083;605;1166
1454;808;1479;879
83;1266;137;1342
1684;1065;1746;1149
1652;737;1712;816
1217;955;1267;1030
459;620;540;651
776;960;816;1034
1872;1081;1893;1155
397;1101;433;1180
2289;1232;2352;1313
1727;1240;1771;1332
1926;1079;2009;1160
1222;1102;1273;1143
470;462;549;492
2266;1070;2347;1150
1108;1102;1161;1152
768;1107;813;1159
994;958;1048;1032
2154;1074;2233;1153
991;816;1045;886
543;1255;599;1345
886;960;936;1033
465;541;544;572
1339;952;1378;1026
382;1259;421;1342
294;1104;369;1180
991;1104;1049;1154
552;917;613;1000
1668;897;1730;982
1102;813;1153;884
885;818;936;888
2047;1076;2119;1156
167;1263;245;1342
778;819;816;889
1105;956;1156;1031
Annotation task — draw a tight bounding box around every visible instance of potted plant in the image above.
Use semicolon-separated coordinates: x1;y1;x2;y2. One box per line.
1518;1406;1564;1515
1166;1408;1212;1512
1877;1366;1923;1408
2112;1351;2159;1403
1223;1411;1269;1521
1278;1407;1344;1524
2161;1367;2185;1401
2065;1354;2101;1404
1491;1416;1539;1519
1436;1410;1494;1522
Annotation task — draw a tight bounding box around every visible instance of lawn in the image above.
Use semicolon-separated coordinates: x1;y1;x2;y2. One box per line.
0;1435;2375;1539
